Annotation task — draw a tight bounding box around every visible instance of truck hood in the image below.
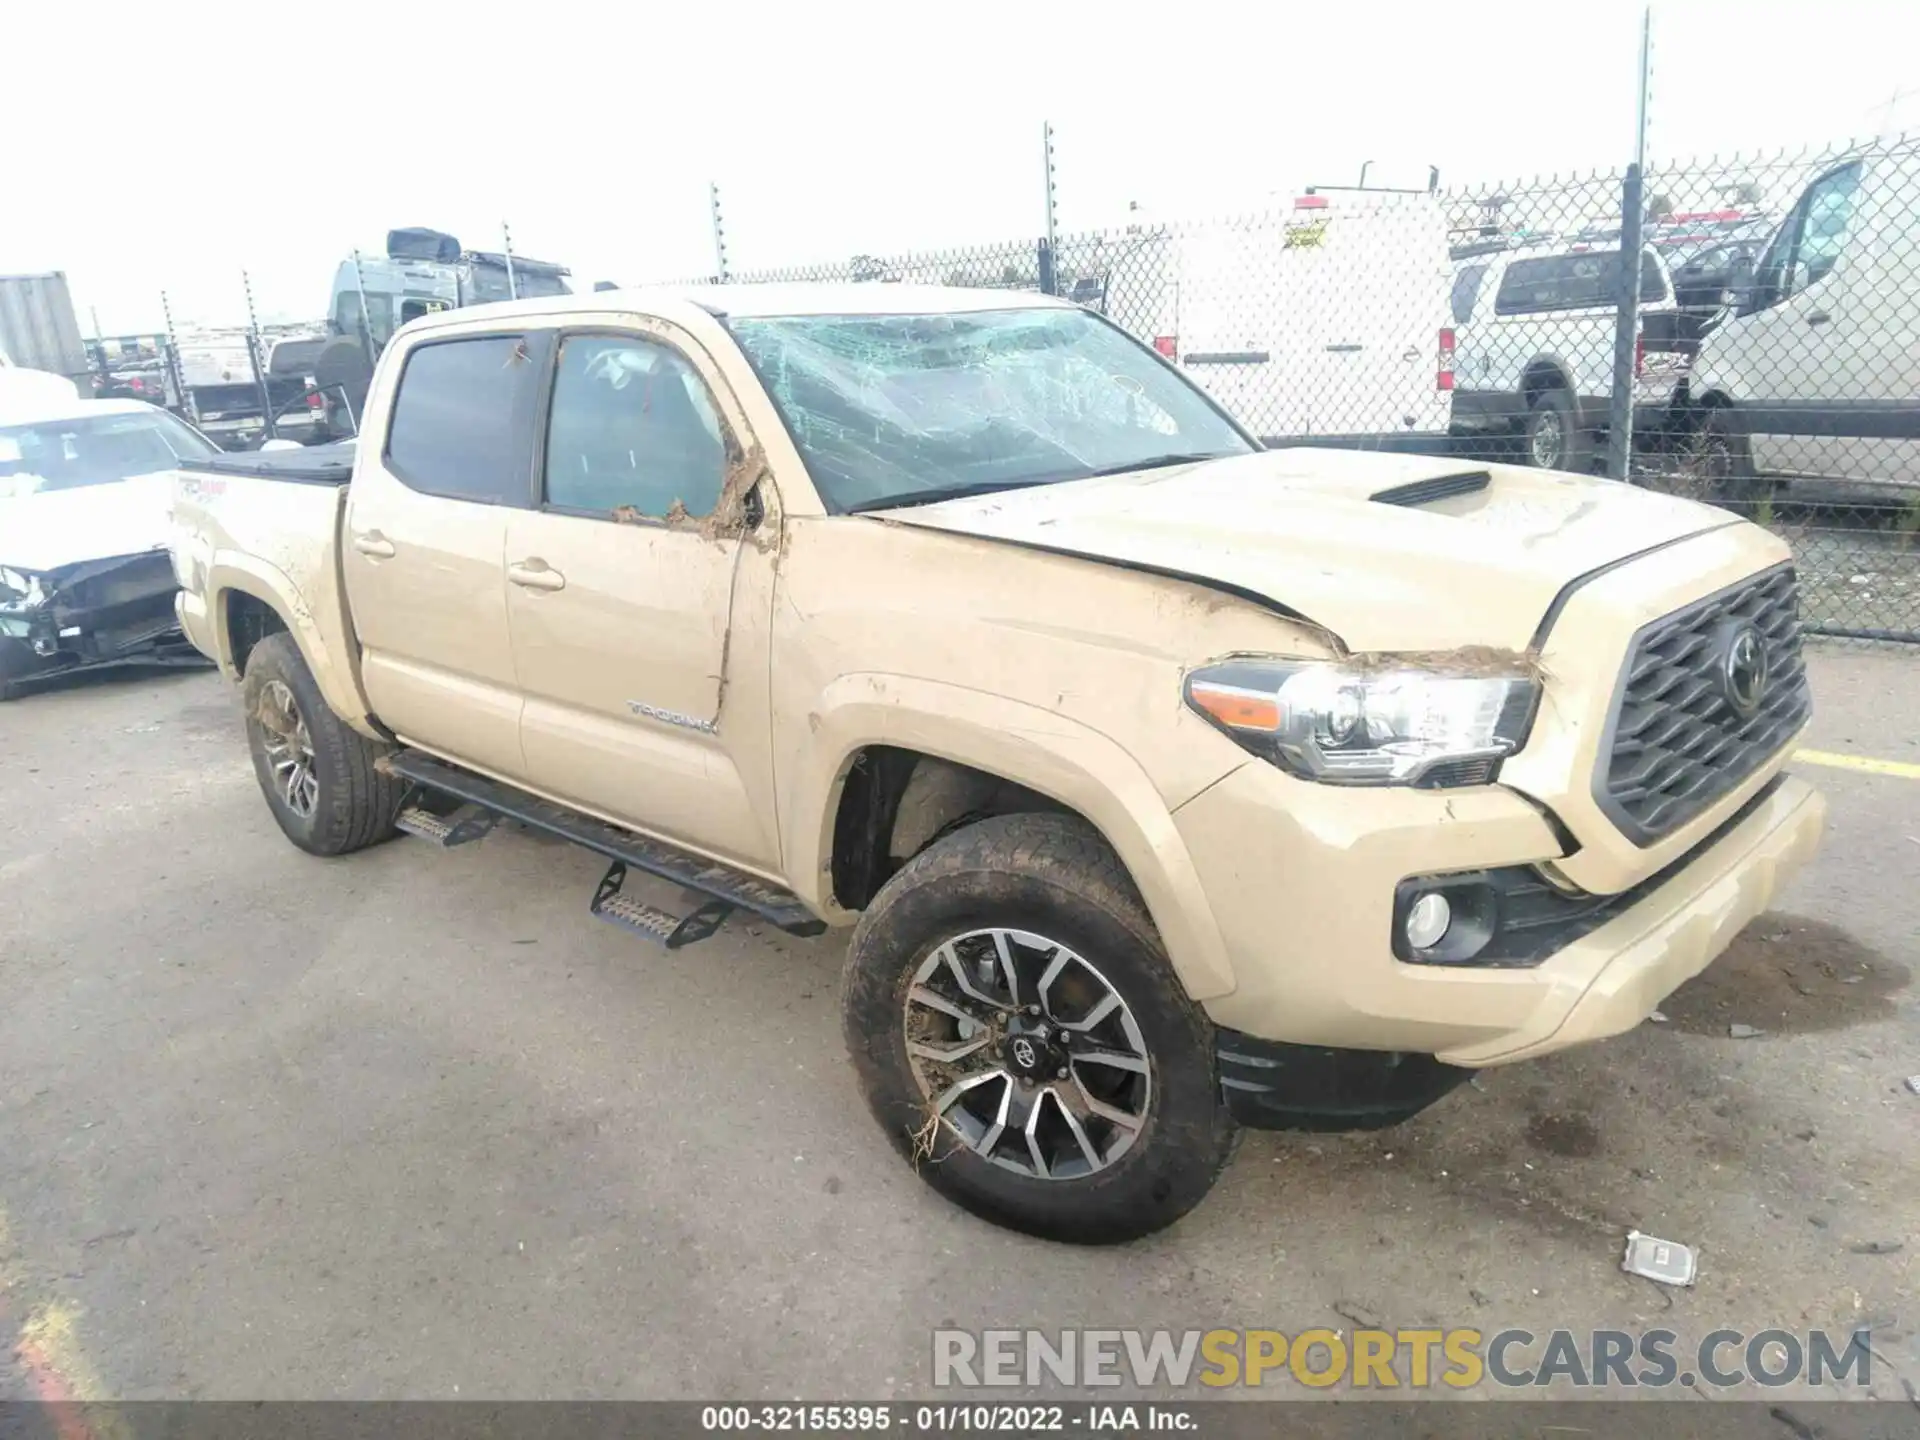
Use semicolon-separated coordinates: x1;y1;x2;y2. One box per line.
871;449;1740;654
0;471;176;573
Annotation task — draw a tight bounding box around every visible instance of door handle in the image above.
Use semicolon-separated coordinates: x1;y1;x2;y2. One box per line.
351;531;396;559
507;560;566;592
1805;311;1832;326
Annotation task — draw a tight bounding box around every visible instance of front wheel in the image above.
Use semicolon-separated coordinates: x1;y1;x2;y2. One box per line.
1663;406;1769;511
242;632;404;856
842;812;1236;1244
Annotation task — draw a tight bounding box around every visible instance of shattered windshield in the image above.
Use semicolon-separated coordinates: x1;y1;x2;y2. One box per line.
729;307;1253;511
0;410;218;496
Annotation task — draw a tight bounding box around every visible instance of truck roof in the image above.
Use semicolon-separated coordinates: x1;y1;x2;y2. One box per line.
400;283;1074;336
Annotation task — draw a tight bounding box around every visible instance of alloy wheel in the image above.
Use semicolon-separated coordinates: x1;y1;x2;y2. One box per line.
257;679;319;817
903;928;1152;1180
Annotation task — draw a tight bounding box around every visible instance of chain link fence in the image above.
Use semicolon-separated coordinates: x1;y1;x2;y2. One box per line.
699;134;1920;641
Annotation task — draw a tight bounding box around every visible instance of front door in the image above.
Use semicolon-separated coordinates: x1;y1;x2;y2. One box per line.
1722;160;1863;479
505;326;777;870
343;330;546;780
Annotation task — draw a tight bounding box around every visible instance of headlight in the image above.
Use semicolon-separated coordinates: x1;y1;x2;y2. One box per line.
1184;657;1538;787
0;567;47;607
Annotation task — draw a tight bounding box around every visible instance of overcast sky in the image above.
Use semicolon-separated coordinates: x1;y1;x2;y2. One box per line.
8;0;1919;332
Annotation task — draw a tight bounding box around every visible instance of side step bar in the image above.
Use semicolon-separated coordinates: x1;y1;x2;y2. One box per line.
395;801;497;848
591;863;734;948
385;749;826;938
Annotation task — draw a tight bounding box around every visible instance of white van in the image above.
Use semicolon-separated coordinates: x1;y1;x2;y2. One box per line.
1688;141;1920;491
1105;194;1456;450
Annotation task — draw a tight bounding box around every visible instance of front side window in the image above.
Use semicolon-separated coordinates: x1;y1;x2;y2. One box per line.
1750;161;1863;310
730;306;1253;512
385;335;536;504
333;289;394;350
544;336;727;519
1793;163;1861;292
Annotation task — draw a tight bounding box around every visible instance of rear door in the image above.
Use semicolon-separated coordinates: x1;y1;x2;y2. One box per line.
504;322;778;869
343;329;546;779
1311;200;1453;441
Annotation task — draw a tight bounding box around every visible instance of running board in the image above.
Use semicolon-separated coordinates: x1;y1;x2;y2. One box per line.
384;750;826;937
590;862;734;948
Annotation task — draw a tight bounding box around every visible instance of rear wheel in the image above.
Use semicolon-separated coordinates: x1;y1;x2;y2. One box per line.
1525;387;1593;472
842;812;1236;1244
242;632;404;855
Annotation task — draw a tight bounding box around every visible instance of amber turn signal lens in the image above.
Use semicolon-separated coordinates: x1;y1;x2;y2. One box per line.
1186;681;1280;732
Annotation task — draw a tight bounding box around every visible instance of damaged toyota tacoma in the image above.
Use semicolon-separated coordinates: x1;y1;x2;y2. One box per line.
1;398;220;698
168;286;1825;1243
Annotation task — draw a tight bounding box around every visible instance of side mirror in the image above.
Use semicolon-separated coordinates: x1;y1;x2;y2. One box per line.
1788;261;1811;296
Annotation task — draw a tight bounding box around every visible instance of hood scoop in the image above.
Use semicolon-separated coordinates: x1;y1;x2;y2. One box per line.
1368;471;1491;507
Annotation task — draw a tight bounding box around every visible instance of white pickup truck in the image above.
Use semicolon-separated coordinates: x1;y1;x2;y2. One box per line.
169;284;1823;1243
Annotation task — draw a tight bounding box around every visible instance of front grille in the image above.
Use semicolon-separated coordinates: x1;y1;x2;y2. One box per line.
1597;564;1809;846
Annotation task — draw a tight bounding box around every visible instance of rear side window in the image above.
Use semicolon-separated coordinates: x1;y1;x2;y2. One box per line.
1494;252;1666;314
1450;265;1489;324
385;335;538;503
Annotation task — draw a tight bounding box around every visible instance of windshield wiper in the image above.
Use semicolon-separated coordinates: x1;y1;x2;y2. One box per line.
845;453;1241;514
1077;451;1238;480
844;477;1068;514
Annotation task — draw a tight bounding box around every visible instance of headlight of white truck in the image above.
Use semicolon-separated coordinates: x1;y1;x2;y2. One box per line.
1184;658;1538;787
0;566;48;608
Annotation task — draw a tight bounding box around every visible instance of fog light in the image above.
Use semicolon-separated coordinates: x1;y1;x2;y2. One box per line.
1405;892;1452;951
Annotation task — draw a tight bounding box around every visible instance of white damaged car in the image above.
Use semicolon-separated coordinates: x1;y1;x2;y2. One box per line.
0;397;219;699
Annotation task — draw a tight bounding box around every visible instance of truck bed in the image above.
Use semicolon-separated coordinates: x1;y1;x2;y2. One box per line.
170;445;372;729
179;440;357;485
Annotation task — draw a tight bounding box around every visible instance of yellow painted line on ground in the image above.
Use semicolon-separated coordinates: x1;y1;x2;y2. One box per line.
1796;748;1920;780
0;1206;130;1439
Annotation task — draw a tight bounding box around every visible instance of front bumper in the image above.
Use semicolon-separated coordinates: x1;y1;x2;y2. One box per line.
0;551;203;689
1174;759;1825;1070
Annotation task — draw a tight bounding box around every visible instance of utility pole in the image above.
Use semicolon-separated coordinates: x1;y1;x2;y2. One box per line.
709;181;730;282
1040;121;1059;295
502;220;520;300
241;269;277;441
159;289;188;417
350;249;374;348
1607;3;1653;483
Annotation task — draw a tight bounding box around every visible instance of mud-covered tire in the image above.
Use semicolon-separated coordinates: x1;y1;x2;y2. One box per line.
842;812;1236;1244
241;632;404;856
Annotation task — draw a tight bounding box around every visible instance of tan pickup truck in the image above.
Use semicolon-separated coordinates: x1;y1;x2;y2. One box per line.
168;285;1825;1243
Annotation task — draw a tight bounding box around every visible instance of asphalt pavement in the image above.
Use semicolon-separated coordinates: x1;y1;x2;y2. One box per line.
0;648;1914;1402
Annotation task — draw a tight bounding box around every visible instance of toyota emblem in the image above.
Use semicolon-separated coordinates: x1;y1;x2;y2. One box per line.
1719;622;1769;717
1011;1038;1038;1069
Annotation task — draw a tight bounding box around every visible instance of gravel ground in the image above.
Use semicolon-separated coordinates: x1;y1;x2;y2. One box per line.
0;647;1914;1403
